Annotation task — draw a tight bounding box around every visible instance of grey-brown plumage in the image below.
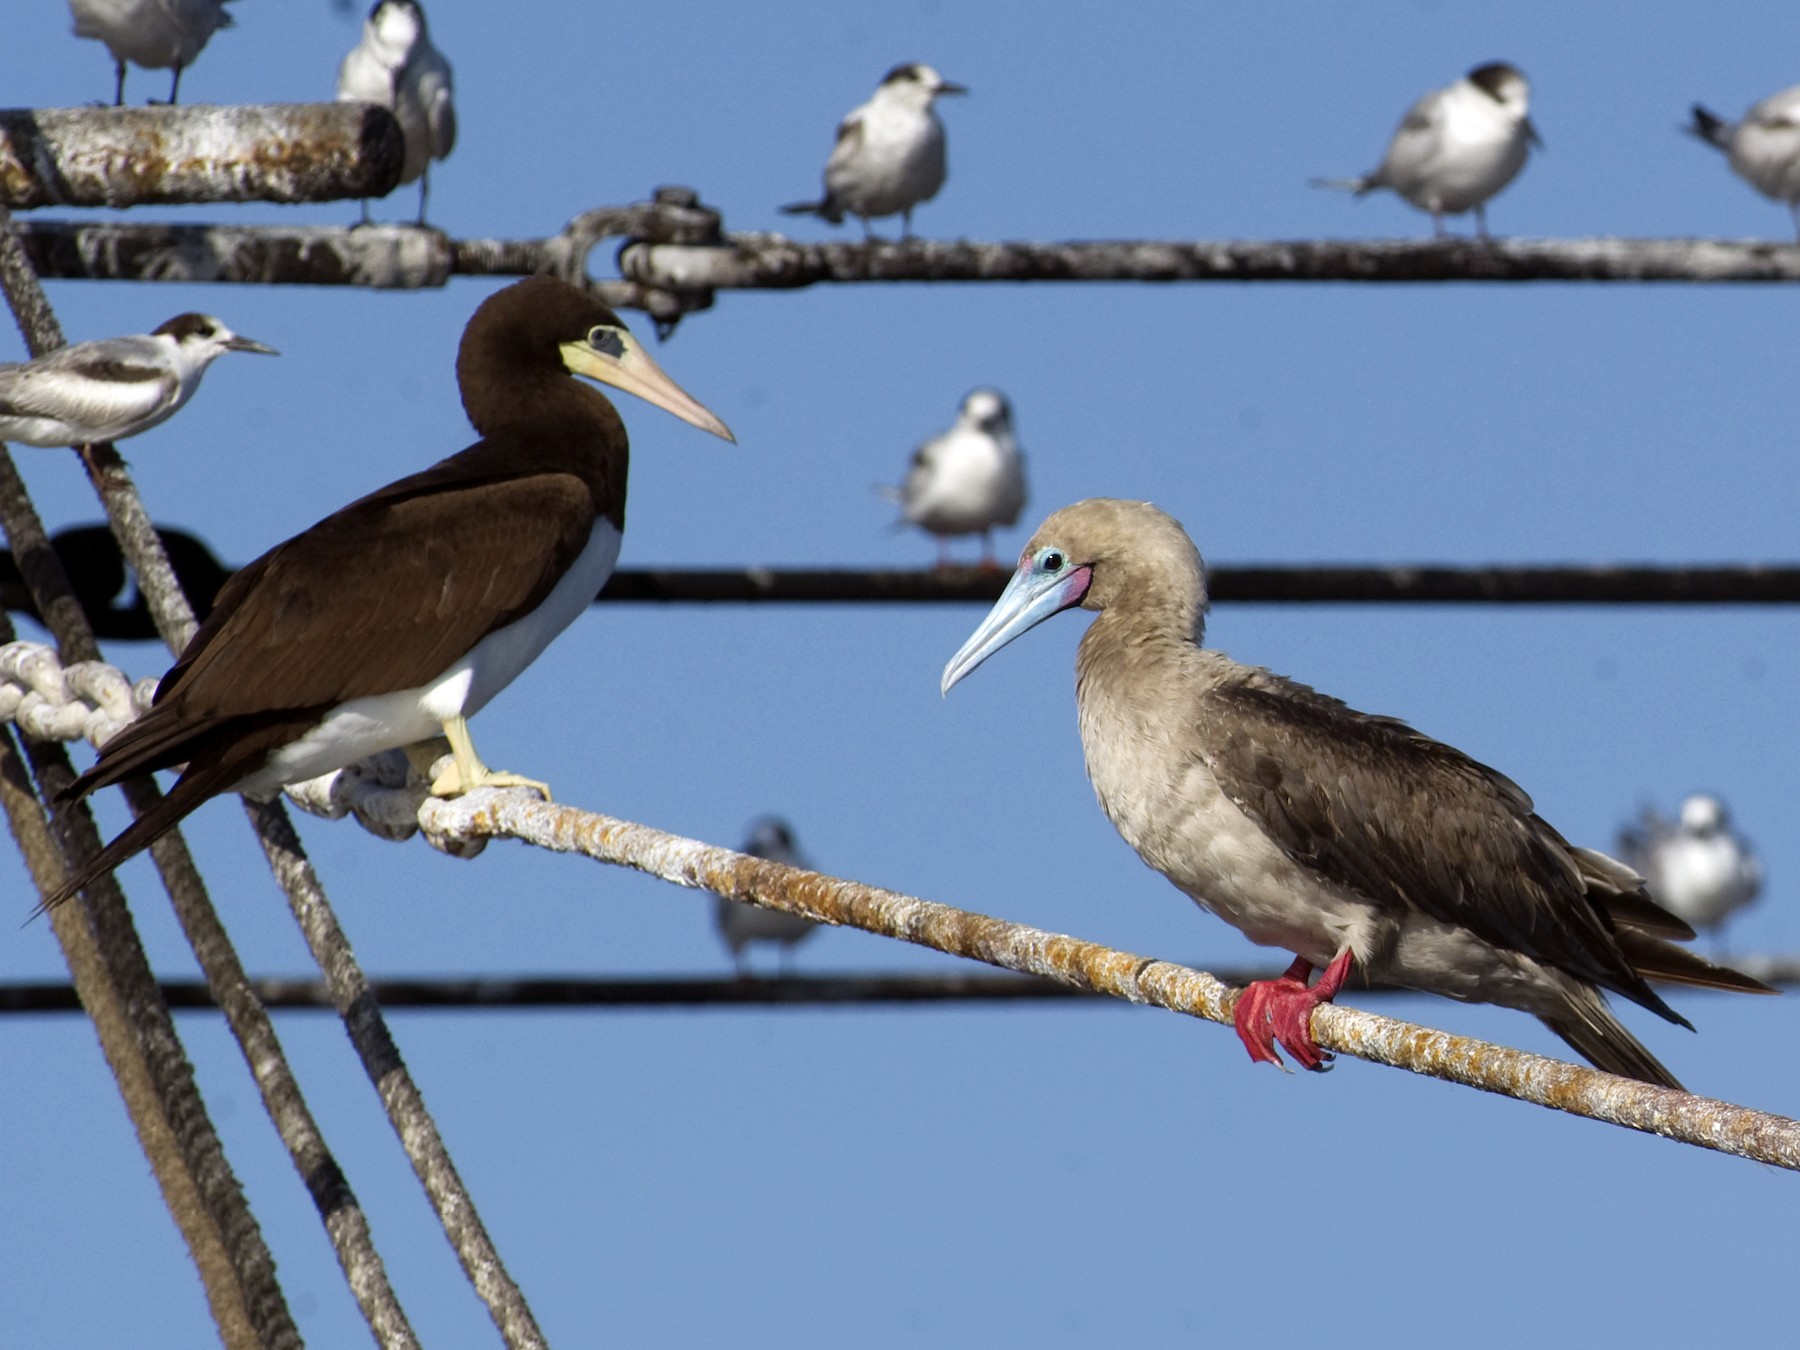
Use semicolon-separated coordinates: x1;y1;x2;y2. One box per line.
942;499;1772;1088
46;275;731;911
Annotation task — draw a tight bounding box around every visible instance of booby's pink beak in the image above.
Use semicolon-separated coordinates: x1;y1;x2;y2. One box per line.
941;548;1091;696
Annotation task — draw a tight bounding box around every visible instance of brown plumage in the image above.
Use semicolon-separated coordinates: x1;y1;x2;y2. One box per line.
943;499;1772;1088
46;275;731;911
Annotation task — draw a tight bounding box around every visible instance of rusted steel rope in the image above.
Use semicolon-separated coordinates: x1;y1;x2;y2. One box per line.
0;210;302;1350
412;792;1800;1171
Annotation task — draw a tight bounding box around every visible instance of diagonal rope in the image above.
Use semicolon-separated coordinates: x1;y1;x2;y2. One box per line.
0;217;488;1349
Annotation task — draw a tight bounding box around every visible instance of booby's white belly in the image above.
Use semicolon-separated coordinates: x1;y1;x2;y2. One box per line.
236;519;621;793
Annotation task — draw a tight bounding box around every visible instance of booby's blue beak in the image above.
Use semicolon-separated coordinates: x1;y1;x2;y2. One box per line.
941;547;1091;695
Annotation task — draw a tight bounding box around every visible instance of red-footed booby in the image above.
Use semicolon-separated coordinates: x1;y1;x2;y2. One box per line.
46;275;731;910
941;499;1772;1088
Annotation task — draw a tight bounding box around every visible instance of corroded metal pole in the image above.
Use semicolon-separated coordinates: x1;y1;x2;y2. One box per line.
0;104;403;208
417;792;1800;1171
19;211;1800;301
622;233;1800;287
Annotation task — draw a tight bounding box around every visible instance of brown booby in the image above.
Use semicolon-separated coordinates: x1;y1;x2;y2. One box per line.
941;499;1772;1088
46;275;731;909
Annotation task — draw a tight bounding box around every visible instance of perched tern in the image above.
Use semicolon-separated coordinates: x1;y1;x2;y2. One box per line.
881;388;1026;567
1315;62;1540;238
0;314;276;454
336;0;457;225
782;63;966;239
69;0;235;105
1687;88;1800;238
43;277;732;911
942;499;1772;1087
1618;795;1763;943
713;817;822;975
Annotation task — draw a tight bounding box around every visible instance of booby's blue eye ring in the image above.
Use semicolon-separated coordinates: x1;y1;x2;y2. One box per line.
587;326;626;359
1039;549;1065;572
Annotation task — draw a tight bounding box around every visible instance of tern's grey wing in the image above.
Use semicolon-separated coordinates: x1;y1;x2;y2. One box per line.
1612;809;1667;879
1372;88;1446;181
1195;669;1661;1003
1744;83;1800;130
414;47;456;156
898;430;947;507
0;351;176;427
824;107;867;176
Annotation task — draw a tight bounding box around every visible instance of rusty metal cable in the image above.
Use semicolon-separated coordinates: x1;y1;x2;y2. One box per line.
410;792;1800;1171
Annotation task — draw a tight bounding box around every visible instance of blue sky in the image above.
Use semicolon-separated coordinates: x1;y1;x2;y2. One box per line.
3;1;1798;1346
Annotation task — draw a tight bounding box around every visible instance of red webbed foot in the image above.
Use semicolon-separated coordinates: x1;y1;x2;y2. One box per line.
1231;950;1354;1072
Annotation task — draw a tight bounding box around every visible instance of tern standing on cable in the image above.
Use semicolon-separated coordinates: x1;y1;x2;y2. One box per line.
1315;62;1540;238
336;0;457;225
783;63;966;240
0;314;276;454
712;817;822;975
1618;795;1763;943
68;0;235;105
1687;86;1800;238
882;388;1026;567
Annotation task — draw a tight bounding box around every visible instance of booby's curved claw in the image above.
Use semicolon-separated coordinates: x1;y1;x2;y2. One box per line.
1231;952;1353;1073
433;715;552;800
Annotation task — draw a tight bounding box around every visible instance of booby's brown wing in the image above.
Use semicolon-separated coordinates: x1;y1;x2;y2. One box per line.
1194;668;1677;1014
83;451;600;789
166;473;596;713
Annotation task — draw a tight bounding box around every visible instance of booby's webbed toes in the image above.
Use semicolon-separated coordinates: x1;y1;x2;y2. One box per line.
1232;952;1352;1074
429;761;552;801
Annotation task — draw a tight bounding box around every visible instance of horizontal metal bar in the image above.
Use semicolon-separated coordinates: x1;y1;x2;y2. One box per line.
0;104;404;209
621;234;1800;289
600;563;1800;606
13;214;1800;302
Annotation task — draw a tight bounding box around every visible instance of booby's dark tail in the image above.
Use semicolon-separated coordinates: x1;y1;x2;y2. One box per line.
1538;990;1684;1090
780;196;845;224
1615;926;1777;997
1687;105;1732;150
39;719;307;914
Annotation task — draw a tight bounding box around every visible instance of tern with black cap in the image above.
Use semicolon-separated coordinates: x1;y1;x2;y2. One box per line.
782;63;967;240
1313;62;1540;238
0;314;276;455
